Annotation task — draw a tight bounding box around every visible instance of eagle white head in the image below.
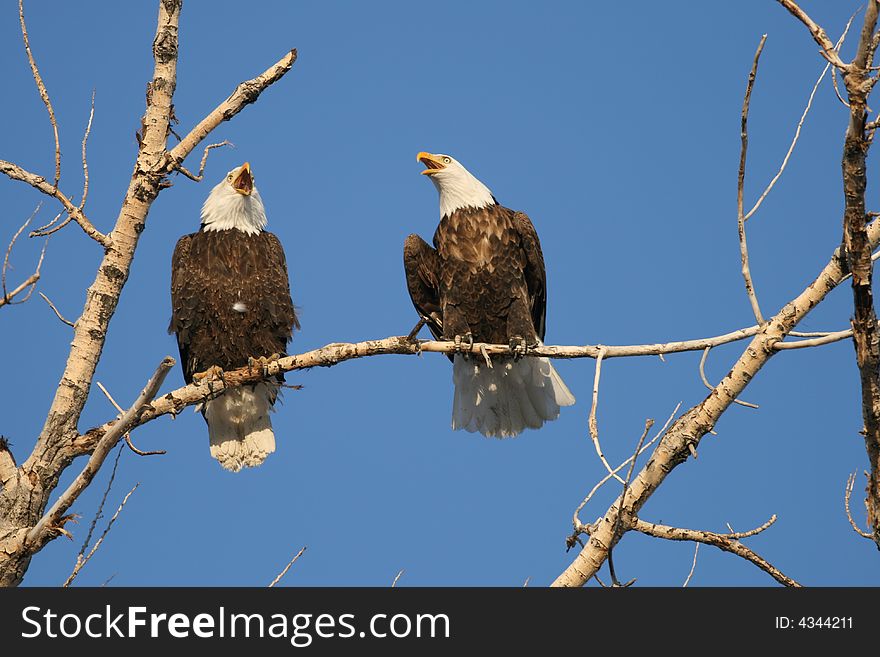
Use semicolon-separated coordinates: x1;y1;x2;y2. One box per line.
200;162;268;235
417;151;496;218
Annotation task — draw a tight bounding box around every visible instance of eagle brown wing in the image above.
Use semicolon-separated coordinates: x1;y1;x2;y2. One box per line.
169;230;298;383
403;233;443;341
511;211;547;342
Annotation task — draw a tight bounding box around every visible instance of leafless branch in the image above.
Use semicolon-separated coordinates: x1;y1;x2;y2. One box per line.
775;328;853;349
39;292;75;327
167;50;297;168
737;35;767;323
1;213;47;309
0;160;109;247
699;347;759;409
631;516;800;587
747;9;858;223
79;90;96;211
172;141;232;181
96;382;166;457
830;8;862;108
606;418;653;587
63;443;137;588
587;348;623;483
391;569;404;587
268;546;307;587
744;63;830;222
75;312;859;454
32;210;64;235
25;358;173;550
682;543;700;587
775;0;849;70
18;0;60;190
845;472;874;539
572;403;681;536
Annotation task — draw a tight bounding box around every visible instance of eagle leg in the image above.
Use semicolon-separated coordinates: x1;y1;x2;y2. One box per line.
406;316;428;341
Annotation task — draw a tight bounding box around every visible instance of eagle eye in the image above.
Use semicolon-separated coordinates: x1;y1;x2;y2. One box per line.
227;174;233;181
442;157;451;164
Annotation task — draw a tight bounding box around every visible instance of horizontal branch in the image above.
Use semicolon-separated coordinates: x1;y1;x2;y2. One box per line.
0;160;109;247
75;320;856;453
631;516;801;587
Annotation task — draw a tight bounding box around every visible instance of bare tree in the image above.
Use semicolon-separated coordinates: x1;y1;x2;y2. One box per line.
0;0;297;587
1;1;878;588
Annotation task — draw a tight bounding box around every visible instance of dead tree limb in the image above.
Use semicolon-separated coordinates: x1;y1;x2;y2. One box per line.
631;516;800;587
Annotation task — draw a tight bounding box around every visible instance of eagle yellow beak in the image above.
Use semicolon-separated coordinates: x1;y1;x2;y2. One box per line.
232;162;253;195
417;152;445;176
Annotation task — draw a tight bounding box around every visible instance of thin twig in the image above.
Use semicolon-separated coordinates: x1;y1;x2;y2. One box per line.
632;515;799;587
32;210;64;235
1;227;47;309
79;90;96;211
744;63;830;221
573;403;681;532
745;12;858;222
76;444;123;564
96;382;166;456
26;358;173;548
588;348;623;483
172;141;233;181
268;546;307;587
63;448;138;588
39;293;74;327
775;329;853;349
606;419;653;587
391;569;404;587
738;34;768;324
2;204;40;299
683;543;700;587
19;0;60;190
845;472;873;539
699;347;759;409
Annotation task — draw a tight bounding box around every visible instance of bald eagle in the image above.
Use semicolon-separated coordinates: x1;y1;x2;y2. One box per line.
169;162;298;471
404;152;575;437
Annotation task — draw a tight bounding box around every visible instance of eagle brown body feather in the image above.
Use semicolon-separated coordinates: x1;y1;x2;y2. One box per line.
169;229;298;382
404;204;546;350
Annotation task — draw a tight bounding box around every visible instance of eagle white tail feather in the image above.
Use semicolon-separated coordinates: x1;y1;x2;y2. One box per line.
204;383;277;472
451;352;576;438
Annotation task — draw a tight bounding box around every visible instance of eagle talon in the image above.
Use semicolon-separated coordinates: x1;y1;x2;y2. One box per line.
249;354;280;377
454;333;474;358
193;365;225;383
509;336;530;361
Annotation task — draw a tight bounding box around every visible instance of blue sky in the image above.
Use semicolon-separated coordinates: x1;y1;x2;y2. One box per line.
2;1;878;586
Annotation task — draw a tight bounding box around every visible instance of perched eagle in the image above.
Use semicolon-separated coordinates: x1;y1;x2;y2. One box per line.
169;162;298;471
404;152;575;437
